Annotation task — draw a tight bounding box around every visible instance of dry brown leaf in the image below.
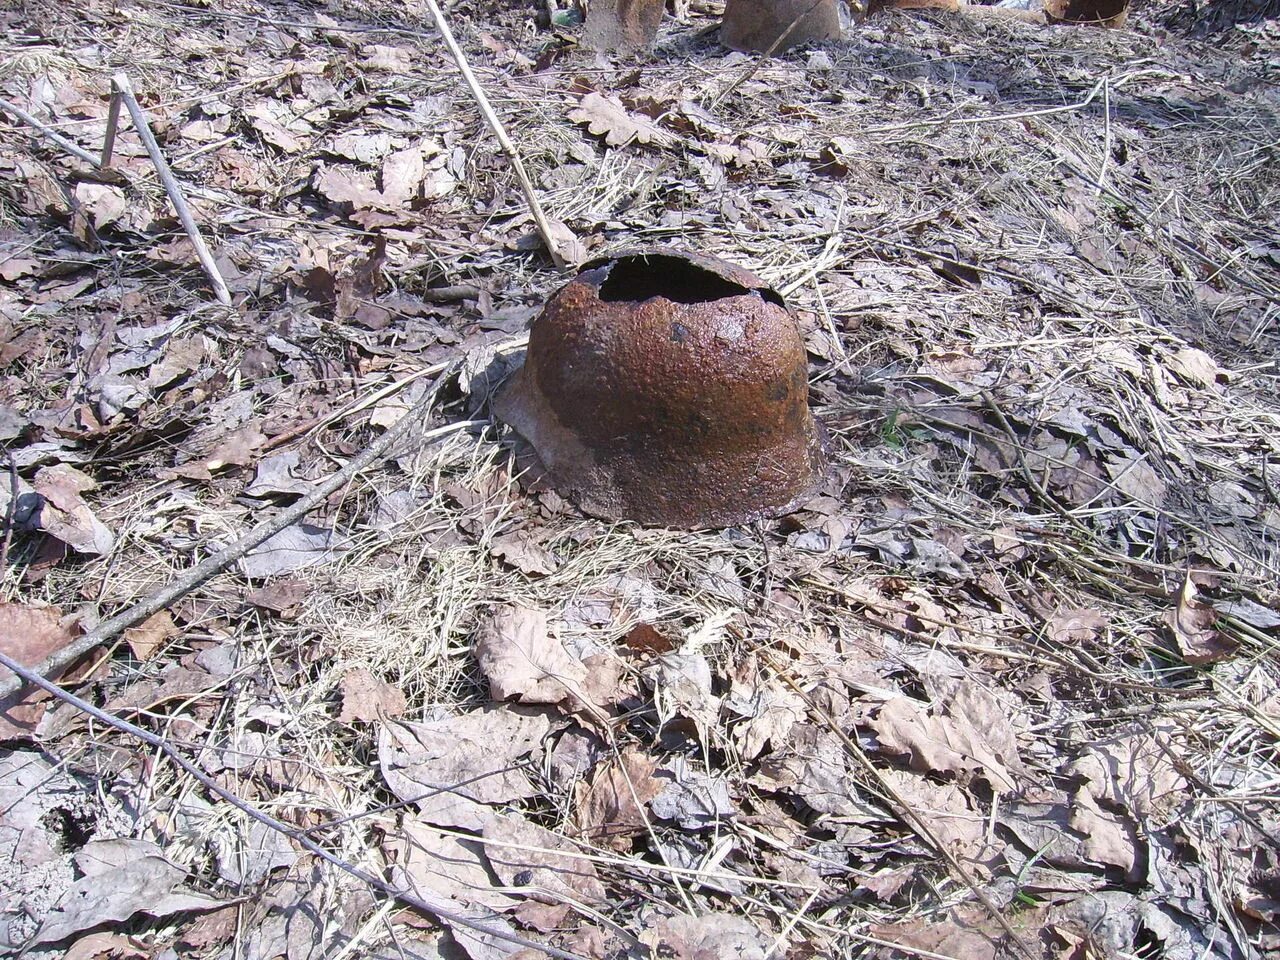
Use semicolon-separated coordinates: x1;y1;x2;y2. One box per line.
62;932;149;960
244;102;306;153
0;256;40;281
639;913;770;960
337;666;407;723
868;904;1001;960
484;813;607;904
361;44;414;72
123;610;177;661
543;218;586;266
1068;790;1141;879
327;131;394;164
379;146;424;207
1047;608;1108;645
0;601;80;672
879;768;992;868
315;166;384;210
0;602;84;738
1165;346;1224;389
513;901;572;933
29;839;223;947
1065;725;1187;821
378;706;551;829
474;604;587;705
245;577;310;617
573;746;663;850
32;465;115;556
869;694;1019;793
726;658;806;762
568;92;671;147
390;819;516;913
489;530;558;576
622;622;676;655
72;183;128;231
1165;574;1236;665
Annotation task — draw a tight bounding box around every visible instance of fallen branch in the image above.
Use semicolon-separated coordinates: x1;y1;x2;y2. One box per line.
0;364;460;700
0;650;589;960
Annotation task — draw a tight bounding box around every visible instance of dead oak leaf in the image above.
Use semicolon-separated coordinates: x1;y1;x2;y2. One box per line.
475;604;587;705
0;602;85;738
123;610;177;661
29;839;223;947
490;529;558;576
337;666;407;723
72;183;128;232
1065;724;1187;821
378;706;551;829
314;166;384;211
640;913;770;960
880;769;993;869
361;44;414;72
868;904;1003;960
484;813;607;904
1165;574;1236;665
1047;608;1108;645
31;465;115;556
869;694;1020;793
568;92;672;147
0;601;81;672
573;746;663;850
389;819;517;914
1068;789;1142;879
379;146;424;207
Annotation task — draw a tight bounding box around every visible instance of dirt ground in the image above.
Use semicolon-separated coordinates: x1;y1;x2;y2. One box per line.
1;0;1278;957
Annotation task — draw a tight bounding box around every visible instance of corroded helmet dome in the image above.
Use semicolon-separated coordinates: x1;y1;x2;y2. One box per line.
494;249;828;529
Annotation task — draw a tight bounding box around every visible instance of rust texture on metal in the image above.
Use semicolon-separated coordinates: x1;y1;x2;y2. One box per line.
495;249;828;529
720;0;842;53
580;0;667;52
1044;0;1128;25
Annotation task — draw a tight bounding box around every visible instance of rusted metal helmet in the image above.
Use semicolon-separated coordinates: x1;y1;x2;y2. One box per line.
494;249;828;529
1044;0;1128;26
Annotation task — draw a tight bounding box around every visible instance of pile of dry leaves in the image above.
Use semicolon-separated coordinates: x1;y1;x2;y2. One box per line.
1;0;1278;958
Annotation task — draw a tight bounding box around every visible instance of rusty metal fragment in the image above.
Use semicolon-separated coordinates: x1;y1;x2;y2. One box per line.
580;0;667;52
495;250;828;529
720;0;843;53
1044;0;1128;26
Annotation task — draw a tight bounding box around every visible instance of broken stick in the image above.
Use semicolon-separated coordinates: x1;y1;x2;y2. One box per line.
104;73;233;306
417;0;571;268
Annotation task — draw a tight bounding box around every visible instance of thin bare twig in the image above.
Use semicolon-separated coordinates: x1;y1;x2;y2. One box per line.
0;453;17;573
0;650;590;960
416;0;570;268
0;95;105;168
104;74;233;306
0;364;460;700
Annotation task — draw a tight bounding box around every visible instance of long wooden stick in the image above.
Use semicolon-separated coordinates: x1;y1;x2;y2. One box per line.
106;74;233;306
0;95;105;168
417;0;570;268
0;365;459;700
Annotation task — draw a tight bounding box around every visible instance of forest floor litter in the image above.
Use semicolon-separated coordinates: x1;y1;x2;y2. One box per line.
1;0;1278;958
